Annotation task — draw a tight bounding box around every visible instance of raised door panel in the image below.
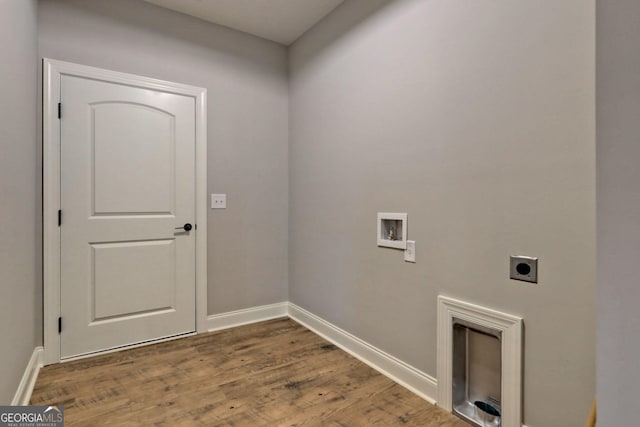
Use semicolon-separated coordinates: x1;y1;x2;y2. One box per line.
91;240;176;321
92;103;176;215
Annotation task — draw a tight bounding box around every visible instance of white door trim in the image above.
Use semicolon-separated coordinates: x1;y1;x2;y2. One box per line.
43;58;208;365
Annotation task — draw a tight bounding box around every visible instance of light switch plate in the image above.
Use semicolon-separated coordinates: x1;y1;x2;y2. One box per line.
211;194;226;209
404;240;416;263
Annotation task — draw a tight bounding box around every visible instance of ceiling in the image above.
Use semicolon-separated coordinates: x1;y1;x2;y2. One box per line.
142;0;345;45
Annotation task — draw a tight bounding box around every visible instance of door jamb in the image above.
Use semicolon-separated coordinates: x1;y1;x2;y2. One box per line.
43;58;208;365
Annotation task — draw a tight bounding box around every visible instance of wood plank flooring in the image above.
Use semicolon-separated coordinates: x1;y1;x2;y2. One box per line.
31;318;469;426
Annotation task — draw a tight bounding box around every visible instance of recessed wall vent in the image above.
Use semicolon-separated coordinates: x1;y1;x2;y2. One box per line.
437;296;522;427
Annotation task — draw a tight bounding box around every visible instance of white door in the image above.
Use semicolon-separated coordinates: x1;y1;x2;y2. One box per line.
60;75;196;359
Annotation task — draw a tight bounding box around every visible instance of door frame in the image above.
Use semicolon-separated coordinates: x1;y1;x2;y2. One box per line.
43;58;208;365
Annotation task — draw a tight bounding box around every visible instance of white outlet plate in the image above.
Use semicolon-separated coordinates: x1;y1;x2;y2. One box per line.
211;194;226;209
404;240;416;263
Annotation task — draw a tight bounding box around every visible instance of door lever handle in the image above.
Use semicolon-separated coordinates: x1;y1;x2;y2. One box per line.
175;223;193;231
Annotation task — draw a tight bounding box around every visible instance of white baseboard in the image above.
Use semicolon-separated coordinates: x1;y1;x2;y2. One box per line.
207;302;288;332
287;303;438;404
209;302;439;405
12;347;43;406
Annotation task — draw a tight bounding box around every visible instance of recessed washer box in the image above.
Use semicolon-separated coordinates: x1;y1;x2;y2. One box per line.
377;213;407;249
510;255;538;283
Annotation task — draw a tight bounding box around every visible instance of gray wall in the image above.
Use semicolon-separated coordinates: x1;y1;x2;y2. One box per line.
289;1;595;426
596;1;640;424
0;0;40;404
38;0;289;315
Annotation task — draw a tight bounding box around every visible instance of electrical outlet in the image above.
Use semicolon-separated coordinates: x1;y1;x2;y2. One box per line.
404;240;416;263
211;194;226;209
510;255;538;283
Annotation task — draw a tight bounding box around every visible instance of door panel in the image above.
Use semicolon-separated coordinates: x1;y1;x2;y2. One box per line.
92;103;176;215
91;240;176;321
60;75;196;359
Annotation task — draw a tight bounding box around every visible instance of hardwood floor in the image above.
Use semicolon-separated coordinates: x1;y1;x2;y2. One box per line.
31;318;469;426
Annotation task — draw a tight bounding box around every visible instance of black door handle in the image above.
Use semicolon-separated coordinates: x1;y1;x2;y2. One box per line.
175;223;193;231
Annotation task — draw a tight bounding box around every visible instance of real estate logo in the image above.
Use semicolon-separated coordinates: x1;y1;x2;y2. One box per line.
0;406;63;427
